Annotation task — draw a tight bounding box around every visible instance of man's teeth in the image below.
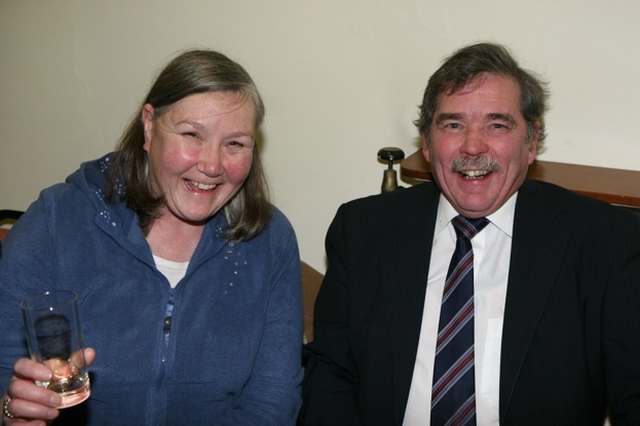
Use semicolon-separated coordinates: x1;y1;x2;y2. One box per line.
190;180;217;190
462;170;489;178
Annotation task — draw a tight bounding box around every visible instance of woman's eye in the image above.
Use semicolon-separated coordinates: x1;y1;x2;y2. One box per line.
183;132;198;138
228;140;251;148
228;141;247;150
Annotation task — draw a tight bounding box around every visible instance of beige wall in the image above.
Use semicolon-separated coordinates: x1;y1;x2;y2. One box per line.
1;0;639;272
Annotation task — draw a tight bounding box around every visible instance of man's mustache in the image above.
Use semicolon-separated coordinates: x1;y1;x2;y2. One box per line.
451;156;501;173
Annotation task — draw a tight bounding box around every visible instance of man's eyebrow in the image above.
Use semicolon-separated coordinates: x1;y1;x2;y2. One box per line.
435;113;463;125
487;113;517;125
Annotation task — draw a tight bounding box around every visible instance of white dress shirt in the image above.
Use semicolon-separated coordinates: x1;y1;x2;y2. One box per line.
403;193;517;425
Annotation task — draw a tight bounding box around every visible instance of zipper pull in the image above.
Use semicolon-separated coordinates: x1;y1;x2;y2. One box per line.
163;290;175;332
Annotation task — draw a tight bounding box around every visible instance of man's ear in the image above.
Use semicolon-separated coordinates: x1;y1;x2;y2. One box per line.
527;121;540;164
421;133;431;163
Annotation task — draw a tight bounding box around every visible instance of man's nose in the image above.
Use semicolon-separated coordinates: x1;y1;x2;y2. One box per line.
461;126;489;155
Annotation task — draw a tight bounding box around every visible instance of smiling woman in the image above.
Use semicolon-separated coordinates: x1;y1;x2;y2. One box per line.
107;50;269;241
141;92;257;261
0;49;303;425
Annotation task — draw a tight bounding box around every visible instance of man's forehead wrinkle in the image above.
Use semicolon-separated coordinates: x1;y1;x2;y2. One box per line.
435;111;516;123
445;73;490;96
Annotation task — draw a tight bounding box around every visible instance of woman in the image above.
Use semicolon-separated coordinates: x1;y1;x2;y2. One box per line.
0;49;303;425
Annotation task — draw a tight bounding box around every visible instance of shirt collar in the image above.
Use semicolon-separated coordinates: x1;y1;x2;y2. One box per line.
434;192;518;238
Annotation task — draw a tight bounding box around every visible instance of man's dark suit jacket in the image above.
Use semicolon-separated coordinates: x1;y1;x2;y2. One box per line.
300;179;640;426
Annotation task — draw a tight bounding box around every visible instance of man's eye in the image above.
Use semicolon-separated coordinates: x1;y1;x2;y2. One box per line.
444;123;461;129
488;123;510;131
183;132;198;138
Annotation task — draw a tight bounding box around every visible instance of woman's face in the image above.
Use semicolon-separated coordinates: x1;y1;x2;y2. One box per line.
142;91;256;226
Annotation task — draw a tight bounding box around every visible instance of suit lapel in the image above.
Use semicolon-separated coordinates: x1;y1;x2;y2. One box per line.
499;180;570;420
378;184;440;424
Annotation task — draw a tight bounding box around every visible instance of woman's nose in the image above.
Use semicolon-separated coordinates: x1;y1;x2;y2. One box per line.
198;146;223;177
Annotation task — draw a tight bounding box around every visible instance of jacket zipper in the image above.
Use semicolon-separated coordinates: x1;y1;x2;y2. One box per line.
162;289;176;363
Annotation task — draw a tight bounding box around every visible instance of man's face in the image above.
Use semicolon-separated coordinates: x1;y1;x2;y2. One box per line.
423;74;538;218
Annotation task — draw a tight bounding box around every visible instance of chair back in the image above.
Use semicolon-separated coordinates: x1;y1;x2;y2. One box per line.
301;261;324;343
0;209;24;242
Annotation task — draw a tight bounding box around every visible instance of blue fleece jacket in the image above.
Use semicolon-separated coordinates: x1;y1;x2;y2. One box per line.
0;154;303;425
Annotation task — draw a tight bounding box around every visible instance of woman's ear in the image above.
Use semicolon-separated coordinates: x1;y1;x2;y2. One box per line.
141;104;155;152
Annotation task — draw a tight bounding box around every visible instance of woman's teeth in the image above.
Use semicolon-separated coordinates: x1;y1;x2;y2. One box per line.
189;180;217;190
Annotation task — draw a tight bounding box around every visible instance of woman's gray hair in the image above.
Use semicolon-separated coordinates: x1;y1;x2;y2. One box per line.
106;49;270;241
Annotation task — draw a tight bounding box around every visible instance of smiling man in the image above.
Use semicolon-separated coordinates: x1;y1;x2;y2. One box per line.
300;43;640;426
424;74;536;219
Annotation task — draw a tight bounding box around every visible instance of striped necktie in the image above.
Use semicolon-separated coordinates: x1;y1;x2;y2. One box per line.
431;215;489;426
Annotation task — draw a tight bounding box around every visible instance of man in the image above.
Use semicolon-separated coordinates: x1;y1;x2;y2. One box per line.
299;43;640;425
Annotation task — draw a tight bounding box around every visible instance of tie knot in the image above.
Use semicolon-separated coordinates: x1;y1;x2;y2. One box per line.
452;215;489;240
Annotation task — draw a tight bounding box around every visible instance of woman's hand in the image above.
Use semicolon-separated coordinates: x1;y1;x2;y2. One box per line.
2;348;95;426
